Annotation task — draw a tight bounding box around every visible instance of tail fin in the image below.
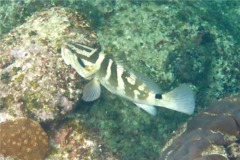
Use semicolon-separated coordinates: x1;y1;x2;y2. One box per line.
159;84;195;114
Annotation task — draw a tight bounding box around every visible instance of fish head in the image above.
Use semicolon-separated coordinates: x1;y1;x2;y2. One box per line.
61;41;101;79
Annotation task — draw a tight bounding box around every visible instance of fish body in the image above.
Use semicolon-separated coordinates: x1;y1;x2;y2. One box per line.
61;41;195;115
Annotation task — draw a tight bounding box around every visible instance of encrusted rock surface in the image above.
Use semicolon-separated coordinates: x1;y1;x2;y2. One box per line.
160;95;240;160
0;7;98;121
89;1;240;110
0;118;49;160
46;118;118;160
0;7;118;160
1;1;240;160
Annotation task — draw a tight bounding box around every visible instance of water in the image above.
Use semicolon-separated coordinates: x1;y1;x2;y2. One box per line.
0;1;239;159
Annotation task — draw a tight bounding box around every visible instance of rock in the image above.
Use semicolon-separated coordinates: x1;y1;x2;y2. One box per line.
160;95;240;160
0;7;98;121
1;2;240;160
0;118;49;160
45;118;118;160
97;1;240;107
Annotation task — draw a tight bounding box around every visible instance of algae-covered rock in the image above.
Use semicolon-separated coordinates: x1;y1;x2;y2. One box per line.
0;7;98;121
46;118;118;160
1;1;240;160
160;95;240;160
96;1;240;106
0;118;49;160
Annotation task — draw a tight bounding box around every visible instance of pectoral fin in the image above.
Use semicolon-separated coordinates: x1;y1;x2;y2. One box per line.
82;79;101;102
135;103;157;116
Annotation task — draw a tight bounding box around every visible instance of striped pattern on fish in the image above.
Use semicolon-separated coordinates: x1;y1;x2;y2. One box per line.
61;41;195;115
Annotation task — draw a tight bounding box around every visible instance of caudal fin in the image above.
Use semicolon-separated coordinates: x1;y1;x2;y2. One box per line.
159;84;195;114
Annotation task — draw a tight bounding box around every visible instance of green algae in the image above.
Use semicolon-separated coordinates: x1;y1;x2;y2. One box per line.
1;72;10;83
12;66;21;73
1;7;93;123
23;91;41;109
2;95;14;109
1;1;240;159
75;1;240;159
13;73;24;83
71;94;190;159
29;80;39;90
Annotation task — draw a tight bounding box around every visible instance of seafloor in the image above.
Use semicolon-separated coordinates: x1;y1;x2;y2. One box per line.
0;0;239;160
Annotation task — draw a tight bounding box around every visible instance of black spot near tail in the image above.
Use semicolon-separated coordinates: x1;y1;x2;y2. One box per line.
155;94;162;99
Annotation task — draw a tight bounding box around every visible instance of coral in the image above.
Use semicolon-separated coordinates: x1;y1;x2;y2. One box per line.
0;7;98;121
0;118;49;160
160;95;240;160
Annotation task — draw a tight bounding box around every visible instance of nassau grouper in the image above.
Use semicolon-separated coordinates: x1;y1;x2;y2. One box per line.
61;41;195;116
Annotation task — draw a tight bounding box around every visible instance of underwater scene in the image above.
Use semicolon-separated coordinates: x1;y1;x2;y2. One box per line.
0;0;240;160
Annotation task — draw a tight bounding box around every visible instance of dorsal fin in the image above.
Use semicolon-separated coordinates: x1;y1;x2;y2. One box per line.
67;41;100;57
113;55;162;94
132;70;162;94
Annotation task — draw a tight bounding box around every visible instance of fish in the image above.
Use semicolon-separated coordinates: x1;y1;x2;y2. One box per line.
61;41;195;115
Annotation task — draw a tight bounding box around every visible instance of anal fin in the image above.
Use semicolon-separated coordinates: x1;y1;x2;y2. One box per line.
135;103;157;116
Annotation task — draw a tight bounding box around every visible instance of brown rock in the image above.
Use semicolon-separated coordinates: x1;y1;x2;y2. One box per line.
160;95;240;160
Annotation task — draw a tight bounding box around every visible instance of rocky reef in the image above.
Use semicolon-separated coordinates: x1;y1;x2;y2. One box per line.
45;117;117;160
0;6;118;160
160;95;240;160
0;1;240;160
96;1;240;106
0;7;97;121
0;118;49;160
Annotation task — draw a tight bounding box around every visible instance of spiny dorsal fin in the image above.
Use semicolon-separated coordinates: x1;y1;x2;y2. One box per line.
66;41;100;57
